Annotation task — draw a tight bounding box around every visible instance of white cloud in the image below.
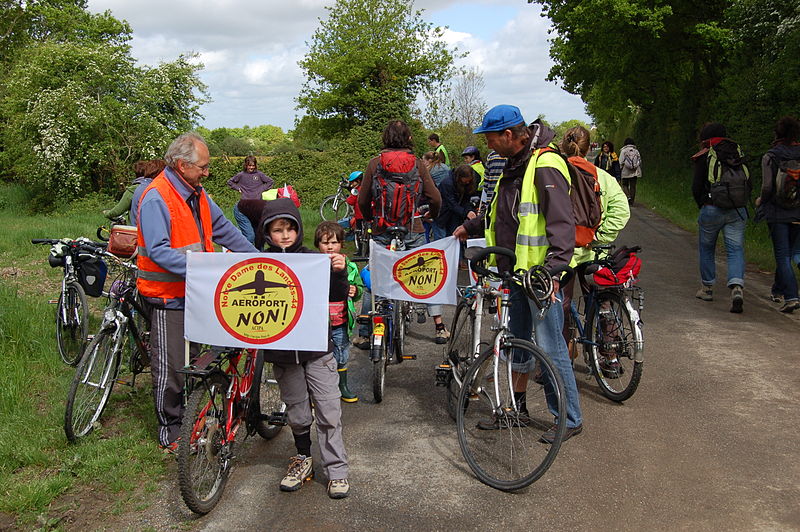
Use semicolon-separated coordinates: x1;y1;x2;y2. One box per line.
86;0;589;131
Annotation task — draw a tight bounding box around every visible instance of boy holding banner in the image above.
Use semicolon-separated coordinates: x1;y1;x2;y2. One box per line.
254;198;352;499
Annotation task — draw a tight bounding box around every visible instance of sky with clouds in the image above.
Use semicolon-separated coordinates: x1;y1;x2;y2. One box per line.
85;0;591;132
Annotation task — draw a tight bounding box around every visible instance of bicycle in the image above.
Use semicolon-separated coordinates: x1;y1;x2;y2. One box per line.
64;252;152;442
319;175;355;221
567;244;644;402
452;246;569;491
365;225;416;403
176;346;287;514
32;237;108;366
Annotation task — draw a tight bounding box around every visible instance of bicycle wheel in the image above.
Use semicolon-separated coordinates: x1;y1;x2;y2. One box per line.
319;194;349;221
177;372;231;515
586;290;643;402
64;328;121;442
56;281;89;366
253;352;286;440
372;332;390;403
393;301;411;363
456;339;566;491
444;300;476;420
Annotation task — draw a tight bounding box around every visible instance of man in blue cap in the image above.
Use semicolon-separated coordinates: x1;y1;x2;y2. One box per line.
454;104;583;443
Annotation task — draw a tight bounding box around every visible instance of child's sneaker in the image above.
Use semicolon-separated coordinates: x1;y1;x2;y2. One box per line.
327;479;350;499
279;455;313;492
435;326;450;345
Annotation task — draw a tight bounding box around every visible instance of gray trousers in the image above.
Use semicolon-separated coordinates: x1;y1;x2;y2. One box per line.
150;308;198;446
273;353;349;480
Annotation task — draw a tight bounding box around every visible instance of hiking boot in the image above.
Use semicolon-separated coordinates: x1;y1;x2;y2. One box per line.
279;455;313;492
730;285;744;313
158;439;179;455
599;358;624;379
539;424;583;445
476;411;531;430
352;336;370;350
780;299;800;313
327;479;350;499
769;293;783;303
435;326;450;345
695;285;713;301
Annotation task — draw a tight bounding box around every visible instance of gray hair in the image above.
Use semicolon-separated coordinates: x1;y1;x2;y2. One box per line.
164;132;207;168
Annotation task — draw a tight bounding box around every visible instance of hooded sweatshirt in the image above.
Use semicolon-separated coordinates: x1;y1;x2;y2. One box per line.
255;198;349;364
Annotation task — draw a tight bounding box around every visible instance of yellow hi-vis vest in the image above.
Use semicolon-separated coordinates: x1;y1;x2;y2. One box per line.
486;147;570;270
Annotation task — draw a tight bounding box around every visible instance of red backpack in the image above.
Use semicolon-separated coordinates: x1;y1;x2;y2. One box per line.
371;151;423;230
593;246;642;286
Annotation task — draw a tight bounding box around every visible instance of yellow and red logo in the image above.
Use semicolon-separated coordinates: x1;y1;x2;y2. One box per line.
392;247;448;299
214;258;303;344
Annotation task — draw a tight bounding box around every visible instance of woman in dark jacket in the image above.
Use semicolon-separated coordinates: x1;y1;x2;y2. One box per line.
435;164;480;236
594;141;621;181
756;116;800;313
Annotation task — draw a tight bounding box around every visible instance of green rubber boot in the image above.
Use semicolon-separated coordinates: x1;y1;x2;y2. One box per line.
338;365;358;403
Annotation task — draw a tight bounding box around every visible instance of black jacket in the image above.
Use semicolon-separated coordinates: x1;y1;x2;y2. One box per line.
255;198;348;364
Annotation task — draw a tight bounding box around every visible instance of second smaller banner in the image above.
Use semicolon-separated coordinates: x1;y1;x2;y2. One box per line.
370;236;460;305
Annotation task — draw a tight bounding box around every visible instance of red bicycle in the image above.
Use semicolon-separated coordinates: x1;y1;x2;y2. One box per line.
177;347;286;514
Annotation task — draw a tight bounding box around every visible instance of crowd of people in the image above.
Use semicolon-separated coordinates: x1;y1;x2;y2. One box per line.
102;108;800;502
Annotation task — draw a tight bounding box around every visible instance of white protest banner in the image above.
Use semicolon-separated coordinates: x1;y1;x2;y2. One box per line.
466;238;501;288
185;252;330;350
369;236;459;305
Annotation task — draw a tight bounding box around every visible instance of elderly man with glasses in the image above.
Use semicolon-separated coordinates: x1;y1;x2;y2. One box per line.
137;131;257;453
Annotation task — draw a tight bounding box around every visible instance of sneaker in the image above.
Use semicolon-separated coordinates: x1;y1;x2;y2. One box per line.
352;336;370;350
769;293;783;303
695;285;713;301
730;285;743;313
435;327;450;345
539;424;583;444
158;439;179;455
476;411;531;430
599;358;624;379
279;455;313;492
327;479;350;499
780;299;800;313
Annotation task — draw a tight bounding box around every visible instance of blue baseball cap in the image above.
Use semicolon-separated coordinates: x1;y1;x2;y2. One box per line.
473;105;525;134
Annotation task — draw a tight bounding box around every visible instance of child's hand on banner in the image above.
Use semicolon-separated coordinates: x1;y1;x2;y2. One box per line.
329;252;346;272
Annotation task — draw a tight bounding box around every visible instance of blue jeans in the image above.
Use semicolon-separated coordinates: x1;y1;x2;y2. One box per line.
509;283;583;429
768;222;800;301
330;325;350;366
697;205;746;288
233;203;255;244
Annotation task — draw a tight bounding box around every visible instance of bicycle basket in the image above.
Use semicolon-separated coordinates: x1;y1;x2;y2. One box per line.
77;256;108;297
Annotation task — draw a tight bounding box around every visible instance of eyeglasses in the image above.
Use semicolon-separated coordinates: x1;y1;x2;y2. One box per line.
186;161;210;171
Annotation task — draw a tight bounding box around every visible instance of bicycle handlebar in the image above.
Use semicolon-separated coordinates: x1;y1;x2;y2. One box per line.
466;246;516;279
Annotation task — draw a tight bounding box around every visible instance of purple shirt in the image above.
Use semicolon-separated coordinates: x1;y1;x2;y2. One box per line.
227;170;274;200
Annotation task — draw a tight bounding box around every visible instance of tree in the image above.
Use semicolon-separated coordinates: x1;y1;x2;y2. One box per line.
297;0;458;139
0;1;207;201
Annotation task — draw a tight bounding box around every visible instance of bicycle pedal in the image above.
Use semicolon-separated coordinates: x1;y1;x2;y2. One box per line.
401;354;416;360
48;299;59;304
356;315;371;325
268;412;288;426
435;365;451;386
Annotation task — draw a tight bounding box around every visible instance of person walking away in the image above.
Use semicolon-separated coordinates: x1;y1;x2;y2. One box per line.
227;155;274;244
593;141;621;182
427;133;450;167
691;122;749;313
359;120;449;343
136;132;257;453
619;138;642;204
755;116;800;313
454;105;583;443
255;199;352;499
315;221;365;401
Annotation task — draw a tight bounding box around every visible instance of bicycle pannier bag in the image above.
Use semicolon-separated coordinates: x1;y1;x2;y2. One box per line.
77;257;108;297
108;225;138;258
371;151;423;230
593;245;642;286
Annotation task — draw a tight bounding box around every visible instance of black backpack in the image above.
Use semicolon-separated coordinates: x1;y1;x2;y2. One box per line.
371;151;423;230
707;141;751;209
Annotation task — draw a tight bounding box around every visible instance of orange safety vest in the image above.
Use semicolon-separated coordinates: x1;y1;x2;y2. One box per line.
136;171;214;301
